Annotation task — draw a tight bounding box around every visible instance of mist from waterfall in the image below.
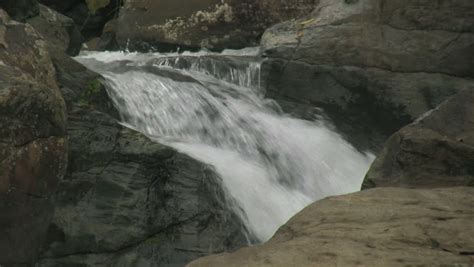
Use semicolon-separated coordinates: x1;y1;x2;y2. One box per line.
76;48;374;242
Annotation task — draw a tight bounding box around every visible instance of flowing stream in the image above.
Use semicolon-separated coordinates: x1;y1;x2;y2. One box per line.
76;48;374;242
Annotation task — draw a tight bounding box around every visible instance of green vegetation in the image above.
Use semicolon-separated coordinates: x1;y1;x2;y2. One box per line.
79;79;102;105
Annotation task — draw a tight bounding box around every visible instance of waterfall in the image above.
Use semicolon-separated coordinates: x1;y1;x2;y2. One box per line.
76;48;374;242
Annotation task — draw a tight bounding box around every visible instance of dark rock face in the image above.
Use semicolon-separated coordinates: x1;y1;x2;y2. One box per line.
36;55;249;266
27;4;83;56
38;0;121;40
260;0;474;151
363;89;474;189
116;0;318;51
0;10;67;265
0;0;39;21
189;187;474;267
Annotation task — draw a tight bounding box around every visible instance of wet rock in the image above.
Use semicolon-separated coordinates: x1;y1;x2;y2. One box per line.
0;9;67;265
260;0;474;151
363;89;474;189
189;187;474;267
116;0;318;51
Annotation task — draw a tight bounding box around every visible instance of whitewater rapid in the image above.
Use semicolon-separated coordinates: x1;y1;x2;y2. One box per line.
76;48;374;242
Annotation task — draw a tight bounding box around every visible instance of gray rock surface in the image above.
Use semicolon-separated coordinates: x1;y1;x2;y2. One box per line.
116;0;317;51
189;187;474;267
27;4;83;56
260;0;474;151
363;89;474;189
0;9;67;266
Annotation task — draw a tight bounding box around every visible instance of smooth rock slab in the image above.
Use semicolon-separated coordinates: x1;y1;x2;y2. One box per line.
189;187;474;267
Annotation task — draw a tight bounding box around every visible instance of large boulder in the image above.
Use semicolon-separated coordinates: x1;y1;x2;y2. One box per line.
363;89;474;189
189;187;474;267
27;4;83;56
260;0;474;151
116;0;318;51
36;55;249;266
0;10;67;265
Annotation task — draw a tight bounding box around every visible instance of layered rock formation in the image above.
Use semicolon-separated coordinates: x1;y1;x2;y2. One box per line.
260;0;474;151
115;0;317;51
190;187;474;267
0;10;68;265
364;89;474;189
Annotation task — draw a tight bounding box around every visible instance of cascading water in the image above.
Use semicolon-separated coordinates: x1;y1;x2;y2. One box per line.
76;48;374;242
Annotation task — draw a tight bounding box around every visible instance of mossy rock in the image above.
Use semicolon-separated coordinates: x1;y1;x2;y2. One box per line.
79;79;103;105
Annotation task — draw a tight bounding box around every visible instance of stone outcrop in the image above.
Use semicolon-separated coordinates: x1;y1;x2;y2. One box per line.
363;89;474;189
39;0;121;40
115;0;317;51
189;187;474;267
260;0;474;151
0;9;68;265
35;55;250;266
27;4;83;56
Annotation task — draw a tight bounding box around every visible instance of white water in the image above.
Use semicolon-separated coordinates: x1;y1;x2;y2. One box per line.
76;49;374;242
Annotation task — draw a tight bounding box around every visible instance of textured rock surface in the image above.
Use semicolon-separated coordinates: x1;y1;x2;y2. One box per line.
36;56;249;266
116;0;318;51
189;187;474;267
364;89;474;189
261;0;474;151
27;4;83;56
0;10;67;265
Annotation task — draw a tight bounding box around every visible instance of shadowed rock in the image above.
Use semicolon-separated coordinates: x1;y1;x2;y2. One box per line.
363;89;474;189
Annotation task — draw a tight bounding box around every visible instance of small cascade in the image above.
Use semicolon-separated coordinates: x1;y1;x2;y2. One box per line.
76;49;374;242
